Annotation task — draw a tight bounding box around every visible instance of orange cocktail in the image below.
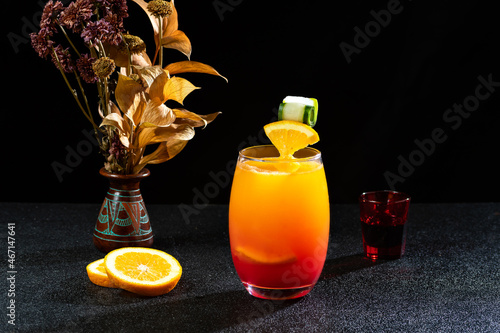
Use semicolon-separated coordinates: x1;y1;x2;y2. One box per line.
229;145;329;300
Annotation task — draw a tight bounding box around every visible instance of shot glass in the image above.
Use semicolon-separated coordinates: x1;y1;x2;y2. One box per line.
359;191;410;260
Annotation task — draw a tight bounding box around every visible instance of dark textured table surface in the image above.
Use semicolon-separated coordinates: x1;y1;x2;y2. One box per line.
1;202;499;332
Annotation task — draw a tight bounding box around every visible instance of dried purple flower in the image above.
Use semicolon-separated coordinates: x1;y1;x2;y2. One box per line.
39;0;64;35
81;18;123;46
104;13;125;42
30;30;55;59
109;133;126;161
77;54;98;83
59;0;95;33
100;0;129;22
51;45;75;73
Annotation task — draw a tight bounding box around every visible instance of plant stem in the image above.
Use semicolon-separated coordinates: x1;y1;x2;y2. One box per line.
152;46;160;66
58;24;81;58
96;41;111;117
88;47;107;119
73;70;97;128
52;48;97;127
103;77;110;115
98;40;107;58
158;17;163;68
120;33;132;77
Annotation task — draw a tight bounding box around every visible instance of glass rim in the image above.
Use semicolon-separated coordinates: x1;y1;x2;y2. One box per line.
359;190;411;204
239;145;322;163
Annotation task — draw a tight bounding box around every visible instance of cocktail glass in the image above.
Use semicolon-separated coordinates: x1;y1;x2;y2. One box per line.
229;145;330;300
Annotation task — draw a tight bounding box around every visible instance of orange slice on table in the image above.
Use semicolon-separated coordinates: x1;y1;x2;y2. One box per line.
87;258;117;288
104;247;182;297
263;120;319;159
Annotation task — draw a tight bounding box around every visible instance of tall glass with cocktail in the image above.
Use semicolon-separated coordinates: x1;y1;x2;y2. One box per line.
229;96;330;300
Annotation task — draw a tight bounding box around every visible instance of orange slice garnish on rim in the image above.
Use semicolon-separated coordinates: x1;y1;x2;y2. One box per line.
263;120;319;159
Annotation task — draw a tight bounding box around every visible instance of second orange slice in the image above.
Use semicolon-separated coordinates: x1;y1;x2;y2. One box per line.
87;258;116;288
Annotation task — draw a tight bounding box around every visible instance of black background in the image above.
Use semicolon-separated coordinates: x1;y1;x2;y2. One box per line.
3;0;500;205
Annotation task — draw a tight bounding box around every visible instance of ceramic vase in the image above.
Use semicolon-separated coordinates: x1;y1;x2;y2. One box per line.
93;168;154;253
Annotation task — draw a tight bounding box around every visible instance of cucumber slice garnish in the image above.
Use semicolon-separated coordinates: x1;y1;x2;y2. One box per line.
278;96;318;127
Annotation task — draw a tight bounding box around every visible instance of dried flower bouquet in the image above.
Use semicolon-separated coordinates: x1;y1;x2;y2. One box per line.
31;0;225;174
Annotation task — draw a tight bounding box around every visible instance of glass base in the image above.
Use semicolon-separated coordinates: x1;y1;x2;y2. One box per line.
242;283;314;300
363;244;404;261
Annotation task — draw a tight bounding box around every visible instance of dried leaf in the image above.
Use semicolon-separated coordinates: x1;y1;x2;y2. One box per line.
103;42;128;68
173;109;221;128
164;0;179;37
149;71;199;106
119;135;130;148
148;70;170;105
105;42;152;68
133;65;166;89
131;0;158;35
101;113;126;132
135;123;194;148
131;0;180;50
141;103;176;127
164;76;199;105
100;113;132;148
165;61;227;82
131;52;153;67
115;74;146;126
133;139;189;174
109;101;122;115
99;101;121;118
161;30;192;59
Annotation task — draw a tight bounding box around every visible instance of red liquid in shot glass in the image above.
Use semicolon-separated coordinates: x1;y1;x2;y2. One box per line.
359;191;410;260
